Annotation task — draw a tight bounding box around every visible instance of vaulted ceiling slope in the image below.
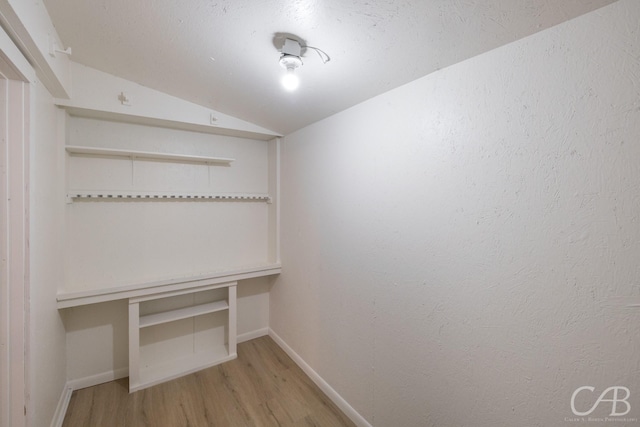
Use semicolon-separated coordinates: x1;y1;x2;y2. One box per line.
43;0;616;135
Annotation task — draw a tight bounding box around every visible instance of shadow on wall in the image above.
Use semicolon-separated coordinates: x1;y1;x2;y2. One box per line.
62;300;129;382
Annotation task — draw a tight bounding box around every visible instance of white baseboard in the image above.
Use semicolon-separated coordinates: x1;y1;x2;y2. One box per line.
268;328;372;427
67;367;129;391
238;327;269;343
50;383;73;427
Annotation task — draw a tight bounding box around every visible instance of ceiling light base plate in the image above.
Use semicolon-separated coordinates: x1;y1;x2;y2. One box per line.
279;54;303;70
281;38;302;57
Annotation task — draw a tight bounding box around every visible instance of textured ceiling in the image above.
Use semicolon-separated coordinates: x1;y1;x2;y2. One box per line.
43;0;617;135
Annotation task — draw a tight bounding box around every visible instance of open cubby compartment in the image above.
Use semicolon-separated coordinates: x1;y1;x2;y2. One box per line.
139;287;229;327
128;281;237;392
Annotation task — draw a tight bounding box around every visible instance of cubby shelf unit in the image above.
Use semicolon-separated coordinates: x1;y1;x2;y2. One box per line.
129;281;237;393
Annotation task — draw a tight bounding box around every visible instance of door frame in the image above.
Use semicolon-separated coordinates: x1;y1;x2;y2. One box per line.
0;29;33;427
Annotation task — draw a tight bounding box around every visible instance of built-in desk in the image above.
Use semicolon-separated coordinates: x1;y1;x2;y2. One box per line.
57;264;280;392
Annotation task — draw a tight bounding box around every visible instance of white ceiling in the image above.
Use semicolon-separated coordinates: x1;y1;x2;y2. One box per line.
43;0;616;135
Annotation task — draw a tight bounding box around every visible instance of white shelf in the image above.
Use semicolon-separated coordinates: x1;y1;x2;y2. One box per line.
65;145;234;164
134;344;235;392
55;100;281;141
139;300;229;328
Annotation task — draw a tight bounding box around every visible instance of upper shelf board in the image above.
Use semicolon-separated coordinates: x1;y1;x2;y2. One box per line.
55;101;282;141
65;145;235;164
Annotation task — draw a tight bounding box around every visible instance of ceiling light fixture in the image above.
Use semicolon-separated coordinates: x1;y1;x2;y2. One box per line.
279;38;303;91
280;55;302;91
278;37;330;92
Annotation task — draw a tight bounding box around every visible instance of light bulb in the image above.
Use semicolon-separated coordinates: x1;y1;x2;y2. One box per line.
281;69;299;91
279;53;302;91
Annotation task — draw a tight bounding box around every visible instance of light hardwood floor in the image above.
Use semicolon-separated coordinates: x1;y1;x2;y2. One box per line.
62;336;357;427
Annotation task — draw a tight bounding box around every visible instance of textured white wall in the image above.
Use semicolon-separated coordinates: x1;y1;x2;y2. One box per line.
270;1;640;425
29;80;66;427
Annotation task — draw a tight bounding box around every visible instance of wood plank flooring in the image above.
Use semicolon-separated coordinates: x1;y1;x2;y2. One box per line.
62;336;357;427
